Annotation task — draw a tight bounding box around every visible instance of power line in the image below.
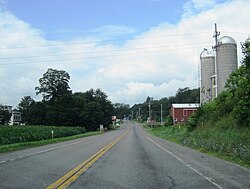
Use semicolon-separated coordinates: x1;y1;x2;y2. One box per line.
221;31;250;35
0;41;211;60
0;31;211;50
0;45;209;66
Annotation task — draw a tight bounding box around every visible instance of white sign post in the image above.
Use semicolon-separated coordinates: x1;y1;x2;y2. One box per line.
100;124;104;132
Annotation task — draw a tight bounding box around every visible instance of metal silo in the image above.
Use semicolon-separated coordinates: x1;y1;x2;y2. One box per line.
216;36;237;94
200;51;215;104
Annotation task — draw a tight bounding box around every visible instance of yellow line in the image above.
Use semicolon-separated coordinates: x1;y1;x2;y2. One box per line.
47;129;129;189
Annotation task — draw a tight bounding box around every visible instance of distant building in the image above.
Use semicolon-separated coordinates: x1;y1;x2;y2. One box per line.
170;104;199;125
10;110;22;125
2;105;12;112
1;105;22;125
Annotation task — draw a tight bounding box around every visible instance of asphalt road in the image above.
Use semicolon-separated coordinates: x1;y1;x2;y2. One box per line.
0;121;249;189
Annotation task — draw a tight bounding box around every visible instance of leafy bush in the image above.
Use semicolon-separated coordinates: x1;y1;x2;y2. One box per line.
164;115;173;126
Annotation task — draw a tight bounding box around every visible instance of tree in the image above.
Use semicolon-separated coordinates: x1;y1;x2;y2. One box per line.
17;96;35;123
0;105;11;125
71;89;114;131
113;103;130;119
225;38;250;127
28;101;48;125
89;89;114;130
175;87;199;103
35;68;71;101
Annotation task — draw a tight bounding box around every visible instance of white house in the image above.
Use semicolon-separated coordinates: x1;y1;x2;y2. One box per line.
9;110;22;125
2;105;22;125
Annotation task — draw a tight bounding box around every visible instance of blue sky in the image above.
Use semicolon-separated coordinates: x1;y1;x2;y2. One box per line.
0;0;250;107
5;0;186;39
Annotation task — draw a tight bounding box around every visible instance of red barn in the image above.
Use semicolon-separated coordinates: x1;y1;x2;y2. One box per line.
170;104;199;125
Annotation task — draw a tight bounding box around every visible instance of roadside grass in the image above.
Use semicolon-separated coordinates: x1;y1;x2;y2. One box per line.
0;131;101;153
146;125;250;169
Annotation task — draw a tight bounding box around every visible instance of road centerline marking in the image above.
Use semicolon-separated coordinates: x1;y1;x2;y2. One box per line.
47;129;129;189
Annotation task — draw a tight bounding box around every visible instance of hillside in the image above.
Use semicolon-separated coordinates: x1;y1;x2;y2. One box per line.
148;38;250;168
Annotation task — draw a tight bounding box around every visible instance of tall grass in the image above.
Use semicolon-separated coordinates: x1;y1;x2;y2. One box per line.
148;125;250;167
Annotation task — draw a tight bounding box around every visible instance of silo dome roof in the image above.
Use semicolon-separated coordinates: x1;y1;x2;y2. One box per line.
218;36;237;45
201;51;215;58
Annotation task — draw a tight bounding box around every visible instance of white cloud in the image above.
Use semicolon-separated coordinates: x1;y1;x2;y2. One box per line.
0;0;250;107
192;0;216;10
182;0;217;18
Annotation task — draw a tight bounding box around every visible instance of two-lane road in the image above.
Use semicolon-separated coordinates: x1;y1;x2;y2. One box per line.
0;121;249;188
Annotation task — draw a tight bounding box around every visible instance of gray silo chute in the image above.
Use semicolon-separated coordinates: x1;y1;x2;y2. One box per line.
217;36;237;95
200;52;215;104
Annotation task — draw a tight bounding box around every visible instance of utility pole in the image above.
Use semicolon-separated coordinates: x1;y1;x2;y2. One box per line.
138;108;141;120
160;104;163;125
213;23;220;98
148;101;151;121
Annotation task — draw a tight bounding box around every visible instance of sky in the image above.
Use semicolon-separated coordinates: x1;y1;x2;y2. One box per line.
0;0;250;108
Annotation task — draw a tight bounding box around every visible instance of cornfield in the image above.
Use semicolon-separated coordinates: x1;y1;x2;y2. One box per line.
0;125;86;145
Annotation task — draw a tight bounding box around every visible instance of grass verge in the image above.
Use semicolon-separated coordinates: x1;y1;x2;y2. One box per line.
0;131;101;153
146;125;250;169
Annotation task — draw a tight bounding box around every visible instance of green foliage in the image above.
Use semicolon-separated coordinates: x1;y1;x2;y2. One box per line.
187;38;250;129
113;103;130;119
18;68;114;131
0;131;100;153
149;125;250;167
17;96;35;123
18;89;114;131
35;68;71;101
129;88;199;123
185;113;199;131
164;115;173;126
0;105;11;125
0;125;86;145
224;39;250;127
148;38;250;167
175;87;200;103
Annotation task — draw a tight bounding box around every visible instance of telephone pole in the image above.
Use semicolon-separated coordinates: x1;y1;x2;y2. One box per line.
160;104;163;125
148;101;151;121
213;23;220;98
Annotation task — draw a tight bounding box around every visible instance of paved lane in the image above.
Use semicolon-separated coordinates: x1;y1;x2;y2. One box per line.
0;125;128;188
69;121;250;189
0;121;249;188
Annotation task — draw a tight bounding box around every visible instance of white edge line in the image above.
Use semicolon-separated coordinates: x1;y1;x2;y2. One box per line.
144;135;223;189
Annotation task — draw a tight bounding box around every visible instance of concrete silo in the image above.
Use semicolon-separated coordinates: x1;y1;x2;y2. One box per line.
200;51;215;104
216;36;237;94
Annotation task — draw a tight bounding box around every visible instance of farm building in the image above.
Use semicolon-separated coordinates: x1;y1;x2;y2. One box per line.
170;104;199;125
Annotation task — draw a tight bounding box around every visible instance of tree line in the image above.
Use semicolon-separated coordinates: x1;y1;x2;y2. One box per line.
115;87;200;122
17;68;114;131
1;68;200;129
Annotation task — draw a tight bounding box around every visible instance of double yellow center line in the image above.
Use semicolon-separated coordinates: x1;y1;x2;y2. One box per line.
47;129;129;189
